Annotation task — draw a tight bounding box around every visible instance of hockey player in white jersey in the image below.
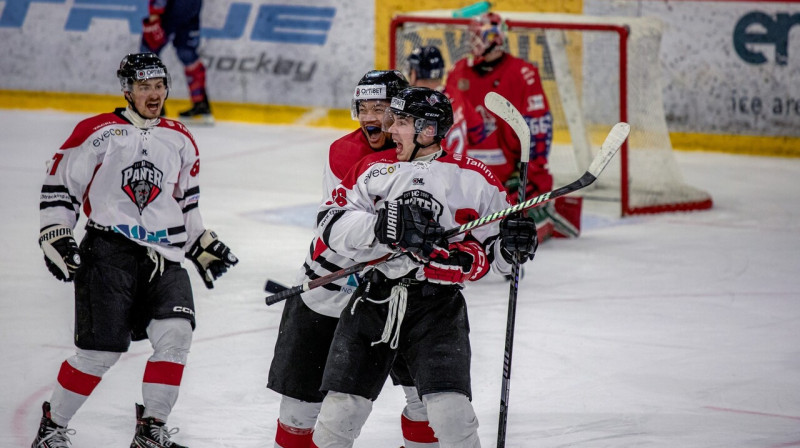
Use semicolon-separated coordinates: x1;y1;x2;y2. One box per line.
310;87;538;448
268;71;444;448
32;53;238;448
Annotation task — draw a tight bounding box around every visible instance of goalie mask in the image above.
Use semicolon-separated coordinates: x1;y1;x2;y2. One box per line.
117;52;171;94
469;12;508;65
405;45;445;81
351;70;409;120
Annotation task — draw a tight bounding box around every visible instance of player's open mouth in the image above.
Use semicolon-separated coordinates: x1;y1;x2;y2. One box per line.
146;101;161;114
365;126;382;142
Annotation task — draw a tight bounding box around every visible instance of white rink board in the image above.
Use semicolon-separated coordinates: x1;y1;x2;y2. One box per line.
1;0;798;138
585;0;800;136
0;0;374;109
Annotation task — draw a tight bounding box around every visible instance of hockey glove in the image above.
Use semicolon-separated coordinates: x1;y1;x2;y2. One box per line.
187;230;238;289
504;168;537;202
142;16;167;52
424;240;489;285
39;224;81;282
499;214;538;263
375;201;445;258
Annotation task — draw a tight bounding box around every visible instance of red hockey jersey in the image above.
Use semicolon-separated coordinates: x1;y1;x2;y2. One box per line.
446;53;553;194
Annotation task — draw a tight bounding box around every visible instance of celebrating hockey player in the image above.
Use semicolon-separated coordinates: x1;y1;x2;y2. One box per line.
445;12;582;240
141;0;214;124
31;53;238;448
309;87;539;448
267;71;441;448
406;45;486;155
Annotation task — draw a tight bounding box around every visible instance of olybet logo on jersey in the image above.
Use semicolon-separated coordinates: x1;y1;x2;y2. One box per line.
121;160;164;214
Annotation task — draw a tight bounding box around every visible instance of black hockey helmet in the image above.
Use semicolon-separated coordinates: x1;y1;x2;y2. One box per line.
351;70;409;120
384;86;454;141
405;46;445;80
117;52;171;93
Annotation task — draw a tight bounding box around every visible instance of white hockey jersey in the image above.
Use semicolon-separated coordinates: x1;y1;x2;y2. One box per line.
39;107;205;262
296;129;389;317
316;150;515;282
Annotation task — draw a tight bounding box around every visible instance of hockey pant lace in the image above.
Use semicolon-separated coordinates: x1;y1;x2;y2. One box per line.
351;282;407;350
147;247;165;282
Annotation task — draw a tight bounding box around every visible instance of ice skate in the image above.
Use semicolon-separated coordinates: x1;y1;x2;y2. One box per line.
130;403;188;448
31;402;75;448
178;99;214;126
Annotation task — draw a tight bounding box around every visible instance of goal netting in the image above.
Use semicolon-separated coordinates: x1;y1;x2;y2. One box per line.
390;11;713;216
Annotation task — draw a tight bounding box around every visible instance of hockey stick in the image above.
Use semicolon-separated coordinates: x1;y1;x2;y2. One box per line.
265;254;393;305
265;279;290;294
265;122;629;306
483;92;528;448
440;121;628;239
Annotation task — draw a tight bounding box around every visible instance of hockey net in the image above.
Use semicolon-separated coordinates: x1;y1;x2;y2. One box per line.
389;11;712;216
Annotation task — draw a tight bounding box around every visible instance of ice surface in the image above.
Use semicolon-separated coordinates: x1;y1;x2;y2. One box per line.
2;110;798;447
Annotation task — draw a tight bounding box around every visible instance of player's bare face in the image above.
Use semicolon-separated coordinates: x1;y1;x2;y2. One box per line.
388;114;436;161
130;79;167;119
358;100;389;149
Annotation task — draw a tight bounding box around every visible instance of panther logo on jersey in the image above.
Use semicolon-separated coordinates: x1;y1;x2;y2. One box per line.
121;160;163;214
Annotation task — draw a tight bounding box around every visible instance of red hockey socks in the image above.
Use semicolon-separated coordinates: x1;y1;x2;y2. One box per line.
57;360;101;396
184;60;208;104
276;419;314;448
401;413;439;447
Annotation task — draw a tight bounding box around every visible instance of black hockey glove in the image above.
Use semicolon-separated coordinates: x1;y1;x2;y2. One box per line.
374;201;445;258
187;230;238;289
499;214;538;263
39;224;81;282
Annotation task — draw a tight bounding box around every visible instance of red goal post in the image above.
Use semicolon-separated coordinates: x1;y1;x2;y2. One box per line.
389;11;713;216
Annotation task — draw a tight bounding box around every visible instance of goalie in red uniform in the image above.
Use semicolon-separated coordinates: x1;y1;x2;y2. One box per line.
445;12;582;239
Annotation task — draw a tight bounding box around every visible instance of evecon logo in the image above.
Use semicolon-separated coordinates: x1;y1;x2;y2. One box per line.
734;11;800;65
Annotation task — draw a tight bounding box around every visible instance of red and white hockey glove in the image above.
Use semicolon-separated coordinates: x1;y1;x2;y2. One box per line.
142;16;167;52
424;240;489;285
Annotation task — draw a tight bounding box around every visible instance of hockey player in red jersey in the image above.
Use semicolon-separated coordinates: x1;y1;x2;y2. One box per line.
31;53;238;448
267;71;442;448
141;0;213;124
405;45;486;155
309;87;538;448
445;12;582;239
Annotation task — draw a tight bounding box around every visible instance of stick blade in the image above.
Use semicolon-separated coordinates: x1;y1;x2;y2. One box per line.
587;122;629;178
264;279;289;293
484;92;531;163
